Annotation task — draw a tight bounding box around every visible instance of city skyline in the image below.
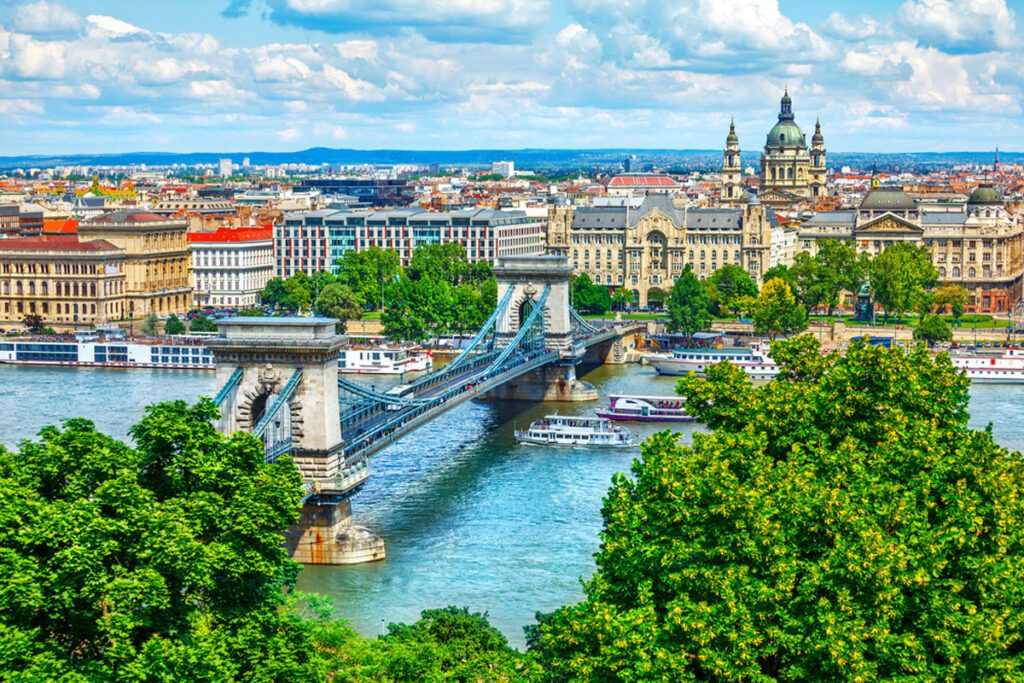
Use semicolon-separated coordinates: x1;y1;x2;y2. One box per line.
0;0;1021;155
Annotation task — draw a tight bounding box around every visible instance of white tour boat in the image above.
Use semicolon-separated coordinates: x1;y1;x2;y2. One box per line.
596;395;693;423
339;345;432;375
950;347;1024;383
514;415;639;447
647;342;778;379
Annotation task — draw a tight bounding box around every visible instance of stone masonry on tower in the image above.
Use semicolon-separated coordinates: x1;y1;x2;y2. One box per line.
753;88;826;206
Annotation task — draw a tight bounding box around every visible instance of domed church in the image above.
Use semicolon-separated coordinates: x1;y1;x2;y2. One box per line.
723;89;826;207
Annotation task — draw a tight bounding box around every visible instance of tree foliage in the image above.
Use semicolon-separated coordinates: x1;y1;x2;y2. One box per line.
532;336;1024;681
752;277;807;340
666;266;710;338
934;283;970;322
336;247;401;310
571;273;611;316
337;607;540;682
914;314;953;344
189;314;217;333
706;264;757;316
870;243;939;323
140;313;160;336
164;314;186;335
0;400;352;681
314;283;363;333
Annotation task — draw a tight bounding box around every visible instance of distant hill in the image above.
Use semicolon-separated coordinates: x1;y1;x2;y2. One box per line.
0;147;1017;171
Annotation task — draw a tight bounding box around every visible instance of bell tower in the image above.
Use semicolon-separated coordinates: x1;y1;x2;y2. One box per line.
722;118;742;205
809;117;826;198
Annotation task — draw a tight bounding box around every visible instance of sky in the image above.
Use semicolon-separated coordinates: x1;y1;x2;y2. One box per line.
0;0;1021;155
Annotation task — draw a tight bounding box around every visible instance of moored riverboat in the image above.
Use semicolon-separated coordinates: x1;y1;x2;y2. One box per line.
596;394;693;422
514;414;638;447
339;344;431;375
647;342;778;379
0;337;214;370
950;347;1024;383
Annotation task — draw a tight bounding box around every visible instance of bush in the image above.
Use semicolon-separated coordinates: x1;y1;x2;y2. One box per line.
915;314;953;344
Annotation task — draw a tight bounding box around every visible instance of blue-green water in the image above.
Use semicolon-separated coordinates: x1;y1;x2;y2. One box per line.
2;363;1022;647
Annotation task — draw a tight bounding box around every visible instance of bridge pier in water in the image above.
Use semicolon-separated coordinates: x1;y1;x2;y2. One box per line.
208;317;385;566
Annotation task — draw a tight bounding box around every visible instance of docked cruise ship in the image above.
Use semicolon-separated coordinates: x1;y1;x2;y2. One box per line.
514;415;639;447
0;336;214;370
950;347;1024;383
647;343;778;379
338;345;431;375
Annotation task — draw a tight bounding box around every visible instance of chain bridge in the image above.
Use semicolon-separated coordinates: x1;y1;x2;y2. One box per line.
206;255;643;564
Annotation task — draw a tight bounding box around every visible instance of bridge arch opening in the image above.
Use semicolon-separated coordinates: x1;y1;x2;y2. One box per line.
248;391;271;428
517;297;535;330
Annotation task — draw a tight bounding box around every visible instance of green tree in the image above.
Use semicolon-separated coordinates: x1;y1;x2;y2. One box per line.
707;264;757;316
532;336;1024;681
383;275;454;342
914;314;953;345
407;242;470;285
934;283;970;324
0;400;350;680
761;264;794;288
611;287;629;312
815;239;864;316
790;251;828;313
282;275;313;313
260;276;288;310
666;266;710;338
338;607;540;682
336;247;401;310
22;313;45;333
189;314;218;333
571;273;611;316
164;314;186;335
140;312;160;336
870;242;939;323
752;277;807;340
314;283;363;333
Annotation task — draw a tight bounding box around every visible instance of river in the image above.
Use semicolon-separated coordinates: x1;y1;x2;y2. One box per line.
1;363;1022;647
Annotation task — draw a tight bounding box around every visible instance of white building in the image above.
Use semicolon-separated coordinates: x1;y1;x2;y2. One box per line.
218;158;233;178
491;161;515;178
188;226;274;308
275;207;546;278
770;225;798;268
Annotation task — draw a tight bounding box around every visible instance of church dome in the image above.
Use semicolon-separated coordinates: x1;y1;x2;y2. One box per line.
766;120;806;148
968;184;1003;205
860;186;917;212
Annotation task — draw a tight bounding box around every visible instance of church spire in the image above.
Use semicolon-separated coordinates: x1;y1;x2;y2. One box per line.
779;87;793;120
870;162;880;189
726;117;738;145
994;146;1000;172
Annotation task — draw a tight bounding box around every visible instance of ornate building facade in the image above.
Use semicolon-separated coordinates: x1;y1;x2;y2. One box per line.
0;235;127;328
798;184;1024;313
746;89;826;206
721;119;743;204
78;211;192;318
547;195;779;306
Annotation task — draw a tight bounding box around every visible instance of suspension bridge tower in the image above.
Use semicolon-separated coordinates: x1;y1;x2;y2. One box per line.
488;255;598;401
207;317;385;565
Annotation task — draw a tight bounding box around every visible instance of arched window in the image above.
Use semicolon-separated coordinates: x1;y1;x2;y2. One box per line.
968;267;976;278
939;266;946;277
787;167;794;179
952;266;961;278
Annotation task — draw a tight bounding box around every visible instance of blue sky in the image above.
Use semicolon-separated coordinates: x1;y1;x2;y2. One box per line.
0;0;1020;155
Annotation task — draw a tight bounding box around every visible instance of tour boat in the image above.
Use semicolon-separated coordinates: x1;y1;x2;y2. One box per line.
596;395;693;422
0;336;214;370
514;414;639;447
647;343;778;379
338;345;432;375
950;347;1024;383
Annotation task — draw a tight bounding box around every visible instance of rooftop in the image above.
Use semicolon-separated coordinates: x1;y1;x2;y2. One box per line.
188;226;273;243
0;235;119;252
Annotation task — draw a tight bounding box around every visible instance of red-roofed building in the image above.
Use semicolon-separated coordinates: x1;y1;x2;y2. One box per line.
188;226;273;308
604;173;681;197
0;235;127;328
79;211;191;317
42;218;79;235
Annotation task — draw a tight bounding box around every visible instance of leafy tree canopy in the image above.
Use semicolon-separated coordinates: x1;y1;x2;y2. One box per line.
707;265;757;316
934;284;970;320
666;266;710;338
914;314;953;344
164;314;186;335
189;314;218;333
870;243;938;323
314;283;363;333
140;312;160;336
0;400;346;681
752;277;807;340
532;336;1024;681
336;247;401;310
571;273;612;316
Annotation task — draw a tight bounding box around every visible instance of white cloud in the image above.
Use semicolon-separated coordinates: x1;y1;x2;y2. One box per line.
134;58;187;85
85;14;147;38
278;127;301;141
322;64;385;101
9;34;67;79
14;1;83;37
821;12;890;40
253;55;313;82
0;98;44;115
898;0;1017;52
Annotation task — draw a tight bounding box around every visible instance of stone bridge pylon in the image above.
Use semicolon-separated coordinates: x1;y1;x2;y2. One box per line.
207;317;384;565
